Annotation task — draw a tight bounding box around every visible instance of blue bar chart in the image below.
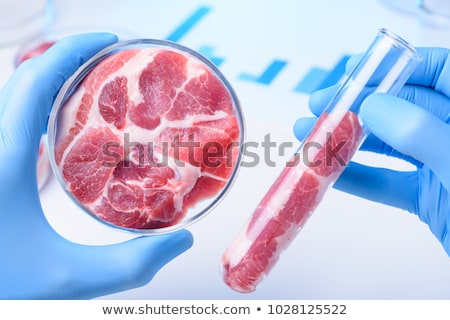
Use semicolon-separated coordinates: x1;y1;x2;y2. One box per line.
165;5;348;94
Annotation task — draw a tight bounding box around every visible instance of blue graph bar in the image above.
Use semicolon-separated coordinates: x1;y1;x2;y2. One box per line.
197;45;225;66
166;6;211;42
293;67;327;94
293;55;350;94
238;59;287;85
317;55;350;90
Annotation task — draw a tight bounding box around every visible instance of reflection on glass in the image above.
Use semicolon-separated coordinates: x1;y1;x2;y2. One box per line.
380;0;450;27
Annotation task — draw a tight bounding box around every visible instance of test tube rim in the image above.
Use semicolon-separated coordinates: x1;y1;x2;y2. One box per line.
377;28;422;62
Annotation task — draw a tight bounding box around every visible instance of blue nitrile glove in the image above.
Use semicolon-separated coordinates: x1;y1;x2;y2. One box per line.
293;47;450;256
0;33;193;299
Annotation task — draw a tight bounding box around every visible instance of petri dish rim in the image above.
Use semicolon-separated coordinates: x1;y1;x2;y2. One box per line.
47;38;245;235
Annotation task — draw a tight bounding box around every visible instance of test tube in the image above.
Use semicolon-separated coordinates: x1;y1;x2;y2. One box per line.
221;28;423;293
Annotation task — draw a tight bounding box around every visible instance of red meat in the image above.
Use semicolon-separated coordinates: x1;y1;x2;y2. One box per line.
221;110;363;293
15;41;56;66
55;48;240;229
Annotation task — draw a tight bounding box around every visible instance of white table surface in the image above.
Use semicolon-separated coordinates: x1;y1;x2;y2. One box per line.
1;0;450;299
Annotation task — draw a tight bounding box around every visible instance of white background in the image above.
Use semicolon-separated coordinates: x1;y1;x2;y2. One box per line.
1;0;450;299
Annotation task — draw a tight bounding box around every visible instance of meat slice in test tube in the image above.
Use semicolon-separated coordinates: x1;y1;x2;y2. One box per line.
221;110;363;293
221;27;423;293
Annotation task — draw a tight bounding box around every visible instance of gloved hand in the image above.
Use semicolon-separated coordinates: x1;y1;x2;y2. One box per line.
293;47;450;256
0;33;193;299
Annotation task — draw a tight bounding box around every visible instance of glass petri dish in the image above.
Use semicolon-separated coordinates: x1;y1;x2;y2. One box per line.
48;39;244;234
37;138;51;190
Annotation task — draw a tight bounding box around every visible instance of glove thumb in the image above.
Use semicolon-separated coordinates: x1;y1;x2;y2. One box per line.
64;229;193;299
360;93;450;191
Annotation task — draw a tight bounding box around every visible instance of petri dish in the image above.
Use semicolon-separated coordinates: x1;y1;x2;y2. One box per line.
37;138;51;190
48;39;244;234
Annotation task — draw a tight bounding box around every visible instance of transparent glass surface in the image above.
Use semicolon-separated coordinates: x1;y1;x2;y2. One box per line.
221;29;422;293
380;0;450;27
48;39;245;235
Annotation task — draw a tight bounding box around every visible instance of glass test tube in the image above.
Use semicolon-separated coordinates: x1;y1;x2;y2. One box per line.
221;28;423;293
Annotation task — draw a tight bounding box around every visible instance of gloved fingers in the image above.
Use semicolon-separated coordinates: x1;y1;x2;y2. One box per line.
292;113;422;166
307;84;450;123
310;48;450;116
308;85;339;117
0;33;118;154
334;161;419;213
396;84;450;123
292;116;316;141
307;53;365;117
360;93;450;191
359;134;423;167
344;53;363;74
308;51;410;117
291;114;392;155
406;47;450;97
66;230;193;299
344;48;450;96
414;167;448;241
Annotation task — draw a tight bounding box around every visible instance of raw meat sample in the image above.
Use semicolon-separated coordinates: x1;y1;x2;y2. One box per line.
54;47;240;229
221;110;363;293
15;41;56;66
